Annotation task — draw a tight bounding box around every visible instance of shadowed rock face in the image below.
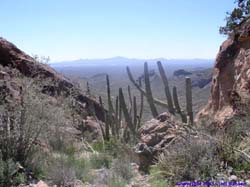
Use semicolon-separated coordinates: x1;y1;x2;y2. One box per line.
196;20;250;127
0;37;106;122
192;77;212;89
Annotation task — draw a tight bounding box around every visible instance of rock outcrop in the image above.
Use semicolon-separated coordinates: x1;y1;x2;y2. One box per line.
0;37;106;138
173;69;192;77
196;20;250;127
135;112;182;171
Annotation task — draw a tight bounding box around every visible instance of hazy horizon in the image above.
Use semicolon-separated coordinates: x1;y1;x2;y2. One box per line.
51;56;214;63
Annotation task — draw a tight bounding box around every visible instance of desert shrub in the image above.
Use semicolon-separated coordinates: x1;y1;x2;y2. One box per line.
47;154;91;186
0;155;27;187
0;82;51;185
107;177;127;187
111;158;134;182
156;135;219;183
47;155;76;186
89;153;112;169
92;138;136;162
216;116;250;172
48;128;77;155
149;166;170;187
0;77;76;185
25;147;49;179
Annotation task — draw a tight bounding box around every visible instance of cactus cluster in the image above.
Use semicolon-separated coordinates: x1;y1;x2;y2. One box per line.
98;74;143;142
126;61;193;124
88;61;194;142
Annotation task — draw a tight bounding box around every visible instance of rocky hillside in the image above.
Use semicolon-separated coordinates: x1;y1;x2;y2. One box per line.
0;37;106;124
196;19;250;127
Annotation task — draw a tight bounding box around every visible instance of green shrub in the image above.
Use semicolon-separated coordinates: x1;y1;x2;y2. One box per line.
149;166;170;187
92;139;135;161
216;115;250;172
47;154;91;186
0;78;65;184
64;145;77;156
0;157;26;187
89;153;112;169
107;177;127;187
14;173;26;185
150;179;170;187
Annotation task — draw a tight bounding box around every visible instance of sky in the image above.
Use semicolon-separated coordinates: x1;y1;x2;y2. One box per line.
0;0;235;62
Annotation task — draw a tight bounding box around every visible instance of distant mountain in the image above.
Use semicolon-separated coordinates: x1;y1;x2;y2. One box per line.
50;57;214;79
50;57;214;68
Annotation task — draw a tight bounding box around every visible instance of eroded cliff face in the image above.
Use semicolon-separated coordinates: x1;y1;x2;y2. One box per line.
196;20;250;127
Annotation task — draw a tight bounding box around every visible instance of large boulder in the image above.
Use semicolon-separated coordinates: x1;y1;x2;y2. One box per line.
196;20;250;127
135;112;182;171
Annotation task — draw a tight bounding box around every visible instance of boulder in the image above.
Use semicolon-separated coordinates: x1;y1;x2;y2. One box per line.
78;116;104;140
135;112;181;171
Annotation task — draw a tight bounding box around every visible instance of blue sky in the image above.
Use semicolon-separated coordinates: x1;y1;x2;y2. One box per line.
1;0;235;61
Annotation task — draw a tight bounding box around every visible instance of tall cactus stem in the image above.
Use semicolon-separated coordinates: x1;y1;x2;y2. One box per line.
133;96;137;131
157;61;175;114
119;88;136;136
128;85;133;115
99;96;109;140
144;62;158;118
126;66;169;108
115;96;119;137
106;74;115;135
173;86;187;123
185;77;193;124
137;78;144;129
106;75;114;113
86;81;91;95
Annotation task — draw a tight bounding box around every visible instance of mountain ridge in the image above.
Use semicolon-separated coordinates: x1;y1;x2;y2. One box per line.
50;57;214;67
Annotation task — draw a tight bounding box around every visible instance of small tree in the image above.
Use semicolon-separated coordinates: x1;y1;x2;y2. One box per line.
220;0;250;35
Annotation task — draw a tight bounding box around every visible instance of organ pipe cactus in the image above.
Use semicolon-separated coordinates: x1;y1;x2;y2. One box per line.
144;62;158;118
185;77;193;124
128;85;133;115
133;96;137;130
126;66;169;108
101;73;145;142
126;61;194;125
99;61;194;143
99;96;109;140
137;78;144;129
173;86;187;123
157;61;175;114
119;88;136;137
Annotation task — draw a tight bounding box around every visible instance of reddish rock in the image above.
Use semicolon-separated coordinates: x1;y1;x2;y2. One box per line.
196;20;250;127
